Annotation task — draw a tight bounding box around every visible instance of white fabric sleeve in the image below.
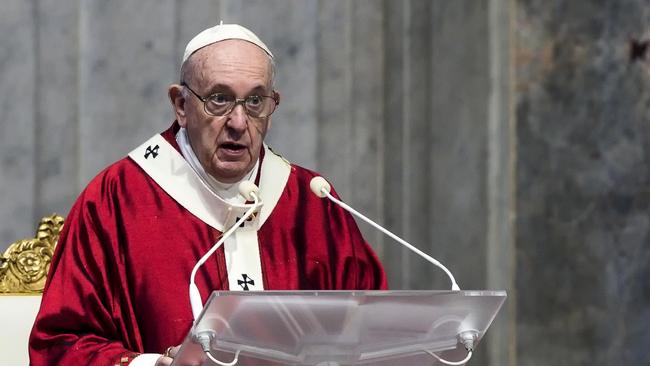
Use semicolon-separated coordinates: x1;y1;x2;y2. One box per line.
129;353;162;366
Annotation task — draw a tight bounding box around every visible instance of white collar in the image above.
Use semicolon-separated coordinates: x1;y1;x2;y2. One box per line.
128;131;291;231
176;127;259;205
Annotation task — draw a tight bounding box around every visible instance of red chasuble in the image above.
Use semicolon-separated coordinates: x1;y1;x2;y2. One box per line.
29;123;387;365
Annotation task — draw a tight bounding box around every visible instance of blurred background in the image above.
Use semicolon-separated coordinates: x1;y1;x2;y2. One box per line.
1;0;649;364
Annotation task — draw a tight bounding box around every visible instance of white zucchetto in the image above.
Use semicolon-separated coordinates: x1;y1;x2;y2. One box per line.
182;22;273;64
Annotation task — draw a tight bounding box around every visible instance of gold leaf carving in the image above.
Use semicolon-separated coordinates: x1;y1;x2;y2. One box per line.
0;214;63;294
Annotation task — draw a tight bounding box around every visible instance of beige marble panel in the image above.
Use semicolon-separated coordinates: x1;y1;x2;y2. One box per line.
34;0;80;220
383;0;408;287
348;1;385;250
316;0;353;196
78;0;177;185
486;0;516;365
0;1;36;248
174;0;223;72
315;0;386;251
430;0;490;290
221;0;319;170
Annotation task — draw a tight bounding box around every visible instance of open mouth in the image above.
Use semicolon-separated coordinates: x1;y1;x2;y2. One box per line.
219;142;247;157
221;142;246;151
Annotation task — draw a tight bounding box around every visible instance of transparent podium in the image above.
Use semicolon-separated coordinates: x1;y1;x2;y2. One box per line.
172;290;506;366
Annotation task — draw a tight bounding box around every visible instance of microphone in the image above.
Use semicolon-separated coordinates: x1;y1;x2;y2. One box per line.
310;176;330;198
189;181;263;321
310;176;461;291
238;180;260;201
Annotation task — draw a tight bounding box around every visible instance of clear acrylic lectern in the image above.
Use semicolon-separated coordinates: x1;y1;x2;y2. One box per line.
171;290;506;366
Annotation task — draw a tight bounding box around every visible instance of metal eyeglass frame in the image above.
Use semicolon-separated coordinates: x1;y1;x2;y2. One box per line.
181;82;279;118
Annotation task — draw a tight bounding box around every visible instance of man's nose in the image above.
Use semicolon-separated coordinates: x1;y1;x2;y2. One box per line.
226;104;248;130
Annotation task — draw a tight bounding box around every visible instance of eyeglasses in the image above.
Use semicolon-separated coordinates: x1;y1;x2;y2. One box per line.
182;83;279;118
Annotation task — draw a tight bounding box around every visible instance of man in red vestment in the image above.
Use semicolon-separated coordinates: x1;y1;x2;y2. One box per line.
29;23;386;366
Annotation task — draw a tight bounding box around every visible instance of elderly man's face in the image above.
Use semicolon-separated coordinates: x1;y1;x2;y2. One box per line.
171;40;275;183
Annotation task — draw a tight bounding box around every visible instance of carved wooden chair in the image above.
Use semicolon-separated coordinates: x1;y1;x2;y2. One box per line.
0;214;63;365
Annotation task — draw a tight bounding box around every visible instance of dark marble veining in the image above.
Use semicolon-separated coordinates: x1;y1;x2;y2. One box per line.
516;0;650;364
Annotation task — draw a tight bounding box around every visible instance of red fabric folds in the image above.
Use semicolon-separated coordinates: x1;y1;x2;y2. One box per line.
29;123;387;365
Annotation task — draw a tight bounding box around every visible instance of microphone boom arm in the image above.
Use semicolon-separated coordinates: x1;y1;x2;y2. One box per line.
320;187;461;291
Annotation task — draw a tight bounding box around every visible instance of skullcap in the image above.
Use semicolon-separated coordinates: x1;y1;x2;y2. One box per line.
182;22;273;64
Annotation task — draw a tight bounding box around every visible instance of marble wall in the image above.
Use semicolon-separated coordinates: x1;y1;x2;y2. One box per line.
515;0;650;364
2;0;648;365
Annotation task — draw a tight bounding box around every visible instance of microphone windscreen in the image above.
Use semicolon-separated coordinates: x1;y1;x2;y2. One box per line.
238;180;260;201
310;176;331;198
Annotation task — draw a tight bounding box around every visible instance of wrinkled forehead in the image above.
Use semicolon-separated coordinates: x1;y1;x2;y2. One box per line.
185;40;273;90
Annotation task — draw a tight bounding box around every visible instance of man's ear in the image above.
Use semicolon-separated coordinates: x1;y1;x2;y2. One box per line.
168;84;187;127
274;90;281;106
266;91;281;131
